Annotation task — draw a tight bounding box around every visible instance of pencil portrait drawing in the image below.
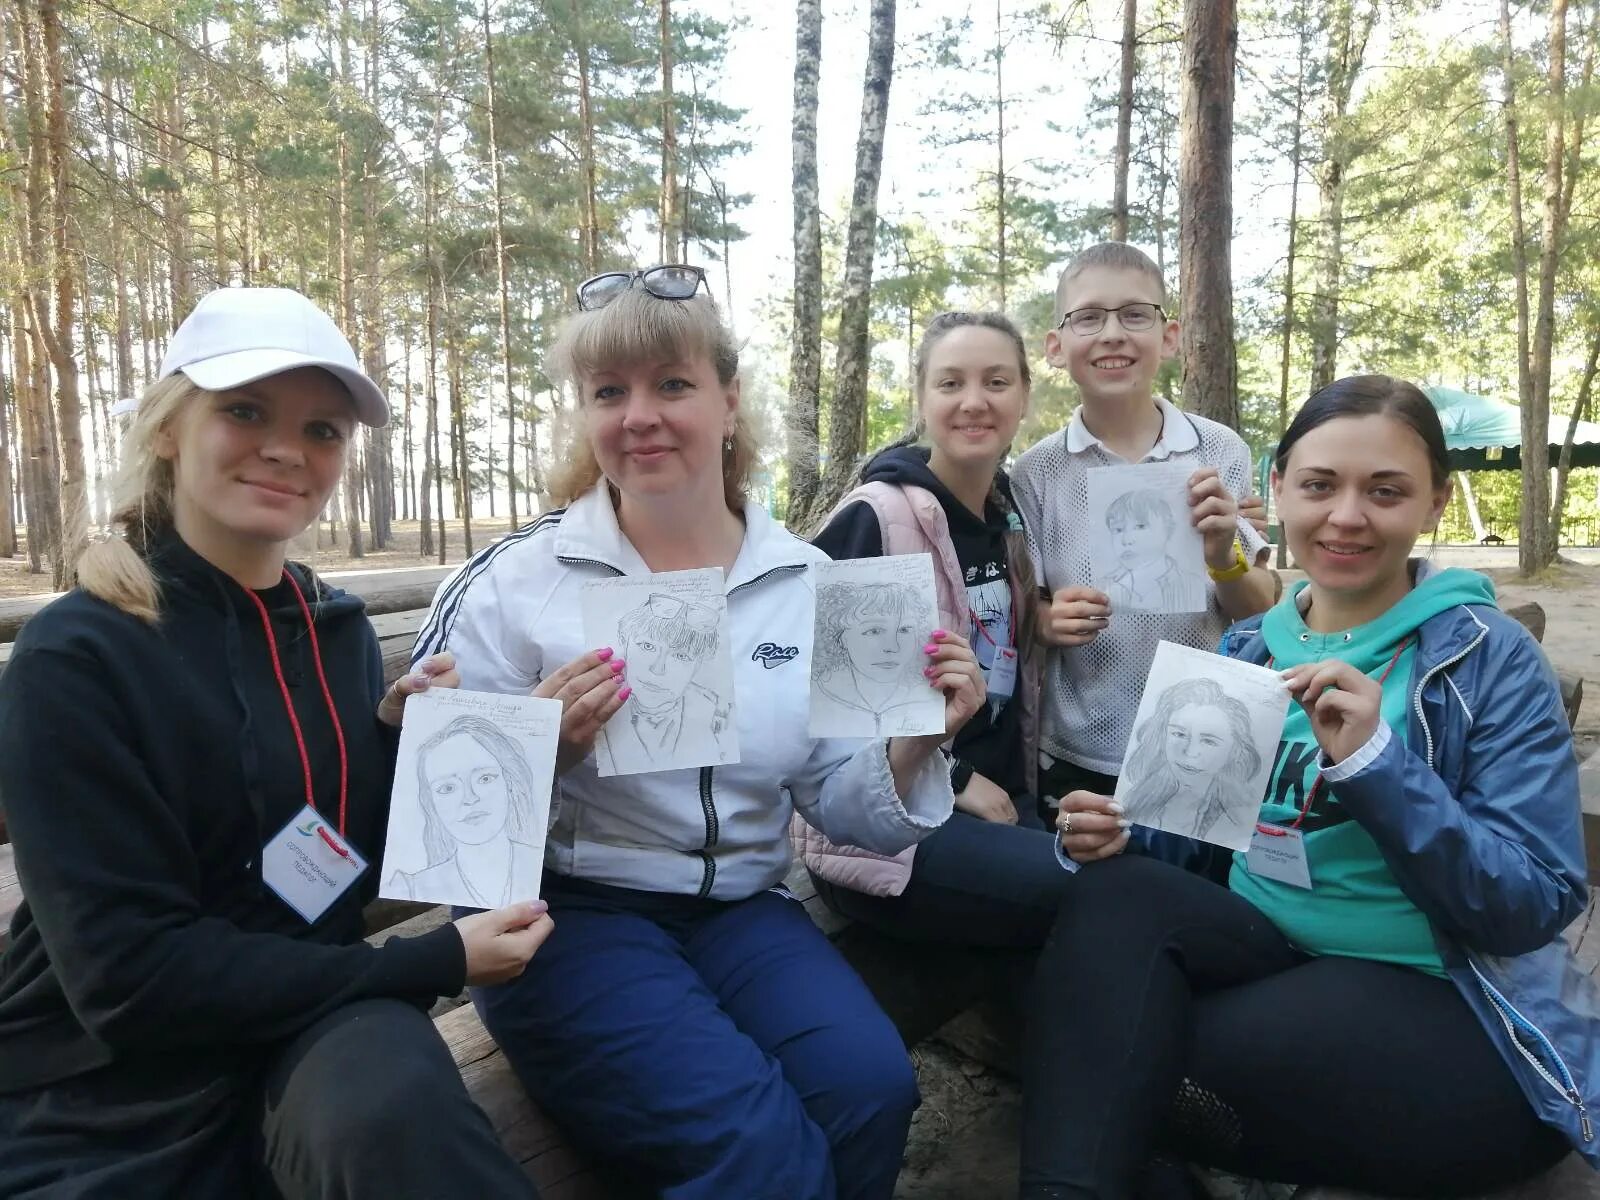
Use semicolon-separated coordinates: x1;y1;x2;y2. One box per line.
596;589;736;776
386;714;544;908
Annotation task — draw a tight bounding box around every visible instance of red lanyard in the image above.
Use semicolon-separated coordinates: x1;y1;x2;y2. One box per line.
972;614;1015;651
243;570;350;849
1257;636;1413;836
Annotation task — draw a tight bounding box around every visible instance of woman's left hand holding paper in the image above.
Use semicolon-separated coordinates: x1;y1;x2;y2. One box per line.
923;630;985;740
377;652;459;727
1280;658;1383;766
534;648;630;774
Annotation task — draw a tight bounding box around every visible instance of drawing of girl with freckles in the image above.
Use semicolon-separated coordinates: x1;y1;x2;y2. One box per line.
1121;677;1263;847
387;715;542;908
813;581;935;736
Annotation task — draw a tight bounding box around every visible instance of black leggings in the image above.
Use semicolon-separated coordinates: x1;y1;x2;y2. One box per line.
1020;855;1569;1199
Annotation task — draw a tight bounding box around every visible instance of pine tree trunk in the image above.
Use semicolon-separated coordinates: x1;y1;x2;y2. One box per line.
573;0;600;275
1550;329;1599;542
402;319;415;524
659;0;680;262
785;0;824;526
1177;0;1239;430
994;0;1008;307
1307;0;1378;394
0;307;15;558
164;82;194;325
1528;0;1569;569
1499;0;1538;574
1274;0;1309;568
812;0;896;522
99;66;134;402
362;0;392;549
1112;0;1137;242
445;284;473;559
482;0;521;532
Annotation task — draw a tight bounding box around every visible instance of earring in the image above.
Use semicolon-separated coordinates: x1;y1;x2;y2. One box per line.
723;434;734;453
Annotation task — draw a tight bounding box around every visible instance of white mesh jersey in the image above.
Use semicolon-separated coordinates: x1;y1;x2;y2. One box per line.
1011;400;1269;776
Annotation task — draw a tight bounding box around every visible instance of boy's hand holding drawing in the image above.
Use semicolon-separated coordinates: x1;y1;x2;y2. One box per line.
454;900;554;986
534;647;630;774
1188;467;1243;569
1281;659;1384;765
376;651;459;727
1043;586;1111;646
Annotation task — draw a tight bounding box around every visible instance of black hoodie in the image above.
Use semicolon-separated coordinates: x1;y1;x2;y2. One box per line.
813;446;1027;797
0;532;464;1095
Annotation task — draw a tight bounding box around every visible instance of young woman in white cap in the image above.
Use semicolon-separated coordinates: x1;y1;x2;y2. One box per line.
0;288;545;1198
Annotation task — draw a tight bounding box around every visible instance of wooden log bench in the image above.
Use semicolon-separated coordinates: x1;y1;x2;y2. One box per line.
0;598;1595;1197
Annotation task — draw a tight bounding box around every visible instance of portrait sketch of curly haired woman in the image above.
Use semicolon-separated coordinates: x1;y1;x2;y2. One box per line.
812;580;937;737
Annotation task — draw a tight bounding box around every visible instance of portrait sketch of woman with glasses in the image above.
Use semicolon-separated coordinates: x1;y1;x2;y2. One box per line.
598;591;734;775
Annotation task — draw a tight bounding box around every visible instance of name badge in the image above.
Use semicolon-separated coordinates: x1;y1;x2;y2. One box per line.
262;805;369;924
986;646;1019;704
1246;826;1313;890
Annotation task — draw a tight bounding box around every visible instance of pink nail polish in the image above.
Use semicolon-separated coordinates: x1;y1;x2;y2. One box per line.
923;666;935;677
618;686;632;702
923;644;937;655
933;629;948;639
610;660;626;674
596;647;614;661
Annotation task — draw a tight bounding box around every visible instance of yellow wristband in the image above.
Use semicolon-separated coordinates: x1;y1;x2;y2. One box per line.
1207;546;1251;582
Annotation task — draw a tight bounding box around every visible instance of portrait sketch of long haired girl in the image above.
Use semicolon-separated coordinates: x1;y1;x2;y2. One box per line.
387;714;542;908
1121;677;1263;846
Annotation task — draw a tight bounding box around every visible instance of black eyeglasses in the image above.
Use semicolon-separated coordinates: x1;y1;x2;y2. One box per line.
576;265;708;311
1056;302;1166;337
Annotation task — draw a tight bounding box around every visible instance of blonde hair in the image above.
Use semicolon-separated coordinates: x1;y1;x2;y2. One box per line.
549;287;756;511
1054;242;1167;320
76;374;209;623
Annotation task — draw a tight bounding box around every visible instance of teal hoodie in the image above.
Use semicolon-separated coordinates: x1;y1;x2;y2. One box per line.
1229;566;1498;976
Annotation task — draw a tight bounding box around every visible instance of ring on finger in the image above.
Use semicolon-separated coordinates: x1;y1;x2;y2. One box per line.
1057;812;1074;836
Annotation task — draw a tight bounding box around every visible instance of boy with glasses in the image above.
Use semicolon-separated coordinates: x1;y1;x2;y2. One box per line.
1011;242;1277;838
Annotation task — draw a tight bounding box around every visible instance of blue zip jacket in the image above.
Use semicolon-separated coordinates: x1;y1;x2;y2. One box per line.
1217;578;1599;1162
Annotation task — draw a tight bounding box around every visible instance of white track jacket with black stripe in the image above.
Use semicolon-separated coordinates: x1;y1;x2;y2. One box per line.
410;485;954;901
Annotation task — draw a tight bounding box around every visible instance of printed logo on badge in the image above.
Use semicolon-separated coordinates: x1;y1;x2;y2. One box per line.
262;804;369;924
752;642;800;669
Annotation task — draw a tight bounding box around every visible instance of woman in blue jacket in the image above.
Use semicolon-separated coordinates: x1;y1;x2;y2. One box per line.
1024;375;1595;1197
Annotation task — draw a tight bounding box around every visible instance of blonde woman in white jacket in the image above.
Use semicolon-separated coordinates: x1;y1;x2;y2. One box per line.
411;268;984;1200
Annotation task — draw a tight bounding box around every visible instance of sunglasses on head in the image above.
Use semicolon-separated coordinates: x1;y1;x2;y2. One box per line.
576;265;708;311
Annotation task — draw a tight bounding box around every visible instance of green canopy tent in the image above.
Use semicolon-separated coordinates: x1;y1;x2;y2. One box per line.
1424;385;1600;471
1256;385;1600;495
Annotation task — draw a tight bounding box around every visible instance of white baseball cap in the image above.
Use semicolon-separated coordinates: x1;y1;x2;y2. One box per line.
158;287;389;427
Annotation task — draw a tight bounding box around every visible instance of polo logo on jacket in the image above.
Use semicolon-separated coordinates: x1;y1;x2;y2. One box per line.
752;642;799;669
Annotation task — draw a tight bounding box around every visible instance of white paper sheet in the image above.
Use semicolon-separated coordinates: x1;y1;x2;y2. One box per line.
581;568;739;777
1085;461;1208;613
1113;641;1291;851
808;554;947;739
380;689;561;908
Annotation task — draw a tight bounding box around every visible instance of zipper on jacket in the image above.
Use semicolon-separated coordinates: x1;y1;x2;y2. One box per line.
556;555;625;577
728;563;808;598
695;767;720;898
1411;616;1488;769
1470;961;1591;1140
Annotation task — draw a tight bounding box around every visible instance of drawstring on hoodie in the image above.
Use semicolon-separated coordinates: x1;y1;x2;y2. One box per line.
242;570;350;840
